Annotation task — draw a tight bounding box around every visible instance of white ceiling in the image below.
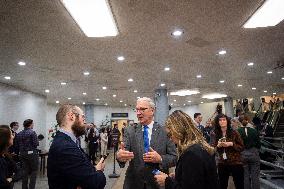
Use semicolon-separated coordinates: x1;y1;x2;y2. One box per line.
0;0;283;107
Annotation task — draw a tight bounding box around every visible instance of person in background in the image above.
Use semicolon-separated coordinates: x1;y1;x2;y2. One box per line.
15;119;39;189
47;104;106;189
112;124;121;151
213;114;244;189
8;122;19;159
154;110;219;189
100;128;108;158
0;125;16;189
88;127;99;165
116;97;177;189
231;118;242;130
238;115;261;189
9;122;19;135
121;122;127;136
193;113;204;131
106;127;112;150
204;118;213;143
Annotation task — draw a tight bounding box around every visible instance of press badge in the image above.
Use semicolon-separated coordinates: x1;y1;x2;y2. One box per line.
222;152;227;160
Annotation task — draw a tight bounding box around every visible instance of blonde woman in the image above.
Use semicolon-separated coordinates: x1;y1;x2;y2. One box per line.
155;110;219;189
100;128;108;158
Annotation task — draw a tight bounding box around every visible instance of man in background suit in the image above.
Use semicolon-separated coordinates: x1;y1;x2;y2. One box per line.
117;97;177;189
47;104;106;189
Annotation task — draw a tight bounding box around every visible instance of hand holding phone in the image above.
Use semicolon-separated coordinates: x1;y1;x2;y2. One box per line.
219;137;226;142
152;169;160;175
102;153;109;162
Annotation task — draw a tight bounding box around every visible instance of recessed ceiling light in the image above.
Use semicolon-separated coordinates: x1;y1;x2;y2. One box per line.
218;50;226;55
18;61;26;66
202;93;227;99
113;94;116;97
247;62;254;66
173;99;176;102
170;89;200;96
56;100;59;104
160;83;166;87
219;80;225;83
4;76;11;80
83;71;90;76
124;104;127;106
83;92;87;95
183;104;186;106
171;30;183;37
45;89;50;93
188;100;192;103
196;75;202;78
273;92;276;95
267;71;273;74
237;84;242;87
96;98;100;101
82;102;86;105
102;86;107;90
252;87;256;90
264;90;267;93
117;56;125;61
170;103;173;106
164;67;170;71
128;78;133;82
133;90;138;93
61;0;118;37
104;103;108;106
282;77;284;80
120;100;123;103
61;82;67;85
243;0;284;28
68;97;71;100
200;102;204;104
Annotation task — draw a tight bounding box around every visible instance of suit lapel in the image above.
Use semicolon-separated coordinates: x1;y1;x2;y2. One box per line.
150;123;160;150
135;123;145;155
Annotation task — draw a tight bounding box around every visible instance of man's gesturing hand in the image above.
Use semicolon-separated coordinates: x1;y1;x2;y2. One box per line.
143;147;162;163
116;142;134;162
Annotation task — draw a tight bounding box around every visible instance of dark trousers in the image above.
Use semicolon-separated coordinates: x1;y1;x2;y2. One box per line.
20;153;39;189
242;148;260;189
218;164;244;189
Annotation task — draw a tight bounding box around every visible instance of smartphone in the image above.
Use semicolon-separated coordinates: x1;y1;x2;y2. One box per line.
152;169;160;175
102;153;109;162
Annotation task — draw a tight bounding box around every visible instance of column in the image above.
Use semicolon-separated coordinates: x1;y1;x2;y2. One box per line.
224;97;234;118
154;89;169;126
85;104;94;123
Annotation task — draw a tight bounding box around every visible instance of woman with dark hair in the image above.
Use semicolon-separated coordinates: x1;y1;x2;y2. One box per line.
88;127;99;165
0;125;16;189
213;114;244;189
154;110;219;189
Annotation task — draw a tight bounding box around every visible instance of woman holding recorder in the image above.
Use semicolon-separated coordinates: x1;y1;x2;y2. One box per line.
213;114;244;189
154;110;219;189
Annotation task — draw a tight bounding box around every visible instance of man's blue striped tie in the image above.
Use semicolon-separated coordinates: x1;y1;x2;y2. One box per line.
143;125;149;153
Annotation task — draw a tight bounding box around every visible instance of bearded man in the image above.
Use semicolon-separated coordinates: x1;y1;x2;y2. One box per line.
47;104;106;189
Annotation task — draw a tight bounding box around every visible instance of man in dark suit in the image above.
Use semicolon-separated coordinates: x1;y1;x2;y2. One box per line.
47;104;106;189
117;97;177;189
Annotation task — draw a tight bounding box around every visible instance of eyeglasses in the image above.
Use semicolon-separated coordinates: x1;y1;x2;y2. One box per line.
74;113;85;119
135;107;149;113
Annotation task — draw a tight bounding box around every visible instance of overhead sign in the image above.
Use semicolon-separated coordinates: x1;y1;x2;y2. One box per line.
111;113;128;118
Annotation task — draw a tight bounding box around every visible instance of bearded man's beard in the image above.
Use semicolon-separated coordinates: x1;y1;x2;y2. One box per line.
71;118;86;137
